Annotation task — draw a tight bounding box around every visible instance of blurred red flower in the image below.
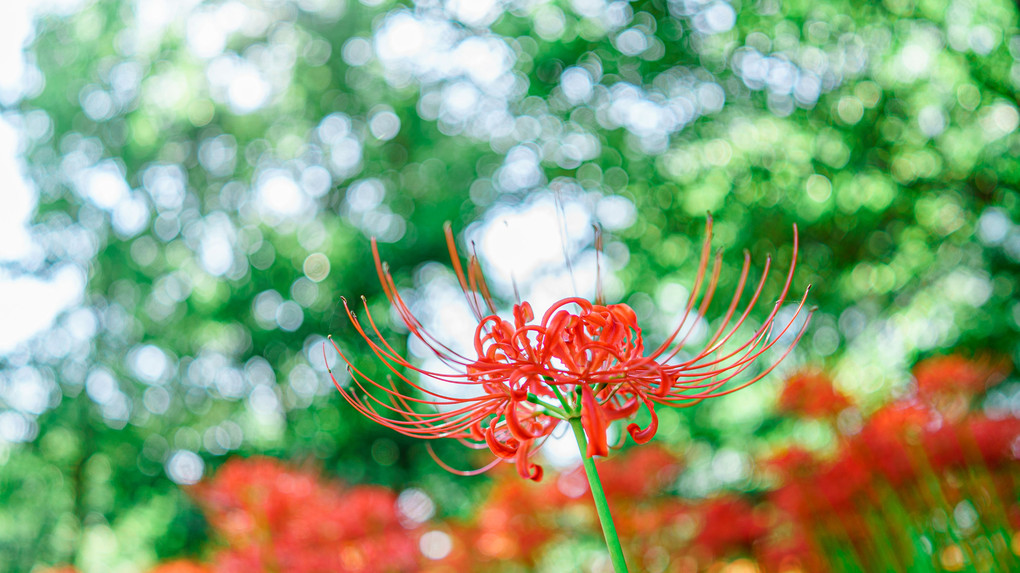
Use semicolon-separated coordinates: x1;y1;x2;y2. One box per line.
914;355;1008;419
914;355;1006;398
854;401;936;484
328;218;811;480
558;444;683;502
690;496;770;559
777;369;851;418
963;416;1020;466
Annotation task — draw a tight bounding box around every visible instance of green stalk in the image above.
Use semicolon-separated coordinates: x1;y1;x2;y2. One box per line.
568;417;629;573
525;394;568;418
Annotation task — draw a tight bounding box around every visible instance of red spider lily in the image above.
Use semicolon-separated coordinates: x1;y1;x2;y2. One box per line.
914;355;1007;398
326;216;813;480
913;355;1008;419
777;369;851;418
851;401;937;484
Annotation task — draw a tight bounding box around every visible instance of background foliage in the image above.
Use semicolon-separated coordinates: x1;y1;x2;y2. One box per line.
2;0;1019;571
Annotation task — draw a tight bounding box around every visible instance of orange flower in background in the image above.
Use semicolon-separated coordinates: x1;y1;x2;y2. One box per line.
777;369;851;418
327;217;813;480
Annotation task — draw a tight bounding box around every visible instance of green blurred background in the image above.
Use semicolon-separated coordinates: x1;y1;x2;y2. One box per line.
0;0;1018;571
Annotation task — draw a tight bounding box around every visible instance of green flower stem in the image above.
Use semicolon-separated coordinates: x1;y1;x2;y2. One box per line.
525;394;568;418
549;383;569;407
568;417;629;573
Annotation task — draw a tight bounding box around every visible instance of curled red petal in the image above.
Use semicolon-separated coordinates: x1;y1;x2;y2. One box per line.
508;367;534;400
604;395;640;421
609;303;638;331
656;367;672;397
505;399;538;441
513;302;534;328
627;395;659;444
581;384;609;458
469;420;485;441
484;424;519;459
515;440;544;481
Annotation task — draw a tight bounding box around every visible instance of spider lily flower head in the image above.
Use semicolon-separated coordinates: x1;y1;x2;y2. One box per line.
326;216;813;481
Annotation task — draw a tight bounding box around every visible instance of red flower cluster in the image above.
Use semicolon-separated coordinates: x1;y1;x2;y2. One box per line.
141;457;428;573
196;457;424;572
43;456;438;573
765;358;1019;571
328;218;812;479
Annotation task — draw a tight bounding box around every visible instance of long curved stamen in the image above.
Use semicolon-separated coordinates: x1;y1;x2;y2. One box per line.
649;216;716;358
594;224;605;306
426;443;503;476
